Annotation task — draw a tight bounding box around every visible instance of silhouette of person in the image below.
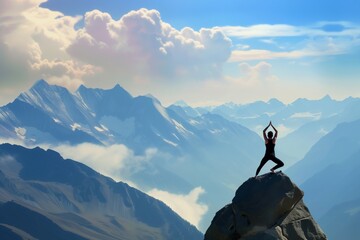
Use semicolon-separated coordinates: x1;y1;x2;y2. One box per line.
255;121;284;177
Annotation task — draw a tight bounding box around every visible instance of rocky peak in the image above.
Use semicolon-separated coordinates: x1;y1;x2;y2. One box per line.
204;172;327;240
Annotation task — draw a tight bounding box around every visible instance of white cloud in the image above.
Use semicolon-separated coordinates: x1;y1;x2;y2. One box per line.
0;137;208;229
53;143;157;182
67;8;232;83
0;3;233;104
218;22;360;39
239;61;277;82
290;112;321;120
147;187;208;229
223;22;360;62
219;24;306;38
0;0;97;93
229;47;344;62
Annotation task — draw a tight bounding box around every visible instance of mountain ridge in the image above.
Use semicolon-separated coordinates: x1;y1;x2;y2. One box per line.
0;143;203;240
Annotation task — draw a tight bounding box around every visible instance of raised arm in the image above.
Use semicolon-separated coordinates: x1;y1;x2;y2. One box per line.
270;121;278;139
263;122;271;141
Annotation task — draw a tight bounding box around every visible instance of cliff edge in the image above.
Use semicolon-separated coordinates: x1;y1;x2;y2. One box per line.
204;172;327;240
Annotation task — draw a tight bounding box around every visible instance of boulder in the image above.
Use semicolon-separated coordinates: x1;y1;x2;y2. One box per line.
204;172;327;240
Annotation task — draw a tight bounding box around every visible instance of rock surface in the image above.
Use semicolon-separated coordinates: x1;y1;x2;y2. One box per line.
204;172;327;240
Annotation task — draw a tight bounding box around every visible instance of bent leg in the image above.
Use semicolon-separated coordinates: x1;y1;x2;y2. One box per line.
270;156;284;171
256;157;268;176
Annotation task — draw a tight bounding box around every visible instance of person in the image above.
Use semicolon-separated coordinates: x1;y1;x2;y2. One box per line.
255;121;284;177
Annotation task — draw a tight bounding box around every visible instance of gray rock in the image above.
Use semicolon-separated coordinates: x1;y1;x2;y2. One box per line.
204;172;327;240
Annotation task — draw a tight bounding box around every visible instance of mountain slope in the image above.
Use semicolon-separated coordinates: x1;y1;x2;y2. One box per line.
0;143;203;240
285;119;360;239
189;95;360;164
0;80;265;230
319;198;360;240
287;118;360;184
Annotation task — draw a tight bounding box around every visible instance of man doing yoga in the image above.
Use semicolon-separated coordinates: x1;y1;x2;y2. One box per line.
255;121;284;177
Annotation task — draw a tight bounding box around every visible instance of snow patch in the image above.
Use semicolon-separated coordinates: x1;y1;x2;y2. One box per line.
189;119;200;126
172;133;180;141
100;124;109;131
163;138;178;147
173;120;193;136
53;118;61;124
15;127;26;139
94;126;105;132
209;129;223;134
318;128;329;136
154;101;171;122
290;112;321;120
71;123;81;131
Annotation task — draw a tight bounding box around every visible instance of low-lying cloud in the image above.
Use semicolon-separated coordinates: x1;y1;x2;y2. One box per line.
148;186;208;229
53;143;157;183
0;138;209;229
52;142;209;229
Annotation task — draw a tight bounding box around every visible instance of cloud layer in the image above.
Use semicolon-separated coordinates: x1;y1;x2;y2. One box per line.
1;0;360;106
53;143;156;183
52;142;208;229
148;187;208;229
0;1;232;93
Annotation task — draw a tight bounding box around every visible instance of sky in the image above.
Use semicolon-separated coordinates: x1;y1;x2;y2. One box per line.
0;0;360;107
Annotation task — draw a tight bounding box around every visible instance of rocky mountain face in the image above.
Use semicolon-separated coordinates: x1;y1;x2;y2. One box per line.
0;79;261;156
181;96;360;164
0;80;264;230
204;172;326;240
0;143;203;240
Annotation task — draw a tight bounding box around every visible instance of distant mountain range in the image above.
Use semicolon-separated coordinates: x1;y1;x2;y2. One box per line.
176;95;360;164
1;79;360;237
0;80;263;230
0;143;202;240
286;118;360;240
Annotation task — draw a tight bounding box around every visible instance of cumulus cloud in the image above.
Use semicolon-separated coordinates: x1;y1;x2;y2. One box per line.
147;186;208;229
67;8;232;82
0;2;233;105
238;61;278;83
0;0;97;93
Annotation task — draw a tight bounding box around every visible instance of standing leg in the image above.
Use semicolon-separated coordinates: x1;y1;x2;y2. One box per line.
255;157;269;177
270;156;284;172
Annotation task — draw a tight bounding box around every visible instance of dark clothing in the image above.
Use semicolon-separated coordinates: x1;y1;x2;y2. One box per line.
255;140;284;176
265;140;275;156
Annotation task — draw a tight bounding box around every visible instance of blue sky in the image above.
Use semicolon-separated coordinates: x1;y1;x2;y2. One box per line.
0;0;359;106
41;0;360;28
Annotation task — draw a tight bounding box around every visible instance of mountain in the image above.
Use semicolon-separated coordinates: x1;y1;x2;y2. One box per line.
319;198;360;240
189;95;360;164
285;119;360;239
279;97;360;161
287;118;360;185
299;148;360;217
0;80;262;158
0;80;264;230
0;143;203;240
204;172;327;240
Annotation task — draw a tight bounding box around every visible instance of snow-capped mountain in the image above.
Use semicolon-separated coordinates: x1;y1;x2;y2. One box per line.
0;80;261;156
183;95;360;164
0;80;264;230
